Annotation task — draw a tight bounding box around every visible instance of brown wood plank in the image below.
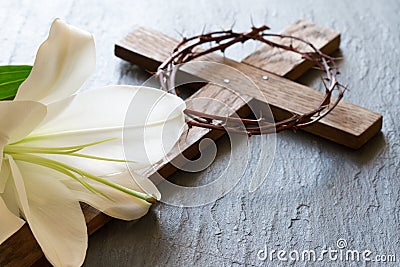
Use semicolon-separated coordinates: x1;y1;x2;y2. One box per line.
115;22;382;149
0;204;111;267
179;54;382;149
138;84;252;180
242;19;341;80
0;21;360;267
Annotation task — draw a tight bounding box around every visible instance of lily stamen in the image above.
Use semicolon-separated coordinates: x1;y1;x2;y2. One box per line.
9;152;156;203
0;19;185;266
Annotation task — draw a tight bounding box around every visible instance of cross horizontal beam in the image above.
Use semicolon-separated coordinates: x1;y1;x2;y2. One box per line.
115;20;382;149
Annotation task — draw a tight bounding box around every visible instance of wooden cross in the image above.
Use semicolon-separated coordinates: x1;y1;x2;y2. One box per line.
115;20;382;150
114;20;382;180
0;20;382;266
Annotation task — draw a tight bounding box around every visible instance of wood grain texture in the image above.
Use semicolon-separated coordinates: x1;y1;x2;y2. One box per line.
0;204;111;267
0;225;43;267
242;19;341;80
115;23;382;149
114;20;348;181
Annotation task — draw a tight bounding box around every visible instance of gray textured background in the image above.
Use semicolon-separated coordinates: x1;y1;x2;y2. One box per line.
1;0;399;266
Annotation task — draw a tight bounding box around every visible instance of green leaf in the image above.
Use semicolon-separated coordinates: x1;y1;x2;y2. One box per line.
0;65;32;100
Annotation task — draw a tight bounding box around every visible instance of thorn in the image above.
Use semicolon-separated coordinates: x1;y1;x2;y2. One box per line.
230;20;236;30
174;29;185;39
321;77;329;93
201;24;207;35
184;127;191;142
250;16;255;27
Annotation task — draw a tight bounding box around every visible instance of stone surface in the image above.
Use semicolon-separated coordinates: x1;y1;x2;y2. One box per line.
0;0;399;266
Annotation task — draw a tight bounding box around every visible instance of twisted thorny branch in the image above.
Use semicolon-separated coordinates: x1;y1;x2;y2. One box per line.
156;25;346;135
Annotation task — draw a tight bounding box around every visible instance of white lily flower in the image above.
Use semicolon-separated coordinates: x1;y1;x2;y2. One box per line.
0;19;186;267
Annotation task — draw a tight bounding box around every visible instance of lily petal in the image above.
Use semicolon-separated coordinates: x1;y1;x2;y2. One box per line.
15;19;95;105
23;85;185;175
123;85;187;168
0;159;10;193
0;196;25;245
0;174;20;217
63;171;156;220
8;157;87;267
0;100;46;145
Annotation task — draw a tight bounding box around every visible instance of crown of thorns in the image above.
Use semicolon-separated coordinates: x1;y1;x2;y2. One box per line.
157;25;345;135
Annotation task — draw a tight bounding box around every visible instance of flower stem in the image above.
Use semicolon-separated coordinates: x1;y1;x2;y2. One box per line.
4;138;135;163
5;138;117;153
